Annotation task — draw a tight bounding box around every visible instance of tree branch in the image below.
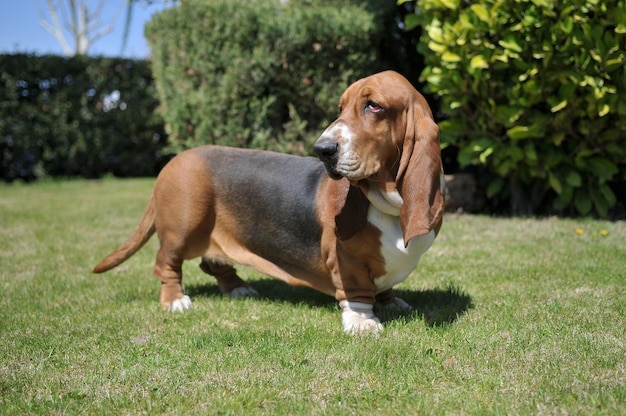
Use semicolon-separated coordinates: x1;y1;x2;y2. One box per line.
36;0;73;56
35;0;125;56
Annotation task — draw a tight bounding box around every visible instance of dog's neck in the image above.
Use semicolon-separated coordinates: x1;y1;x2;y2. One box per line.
363;184;403;216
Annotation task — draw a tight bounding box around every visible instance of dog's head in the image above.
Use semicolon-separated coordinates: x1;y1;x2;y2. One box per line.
314;71;444;245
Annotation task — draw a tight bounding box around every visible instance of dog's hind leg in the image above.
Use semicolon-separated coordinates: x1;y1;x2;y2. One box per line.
199;259;259;298
154;248;191;312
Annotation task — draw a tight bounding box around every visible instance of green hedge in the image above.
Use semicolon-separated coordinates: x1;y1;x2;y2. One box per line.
145;0;400;155
0;54;167;181
405;0;626;216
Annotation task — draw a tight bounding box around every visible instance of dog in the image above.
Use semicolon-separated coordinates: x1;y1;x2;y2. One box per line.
93;70;445;334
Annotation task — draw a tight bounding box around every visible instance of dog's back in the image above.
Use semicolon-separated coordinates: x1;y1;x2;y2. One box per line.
196;146;325;267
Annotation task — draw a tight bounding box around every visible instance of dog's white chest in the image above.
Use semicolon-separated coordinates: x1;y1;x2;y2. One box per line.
367;206;435;293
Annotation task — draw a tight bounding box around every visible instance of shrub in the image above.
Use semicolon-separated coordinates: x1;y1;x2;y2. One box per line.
145;0;398;155
405;0;626;216
0;54;167;181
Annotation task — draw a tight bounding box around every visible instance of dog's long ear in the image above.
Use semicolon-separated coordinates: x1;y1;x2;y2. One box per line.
396;99;445;247
324;178;370;241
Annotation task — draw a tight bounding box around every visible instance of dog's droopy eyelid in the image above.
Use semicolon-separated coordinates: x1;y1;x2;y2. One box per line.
365;100;383;113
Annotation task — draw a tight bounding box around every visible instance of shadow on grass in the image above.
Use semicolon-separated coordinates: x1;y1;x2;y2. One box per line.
185;280;473;328
185;280;333;308
389;286;473;327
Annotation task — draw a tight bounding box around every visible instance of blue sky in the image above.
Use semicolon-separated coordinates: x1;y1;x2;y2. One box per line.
0;1;173;58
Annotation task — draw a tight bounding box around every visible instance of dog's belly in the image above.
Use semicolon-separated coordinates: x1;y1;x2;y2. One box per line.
367;206;435;293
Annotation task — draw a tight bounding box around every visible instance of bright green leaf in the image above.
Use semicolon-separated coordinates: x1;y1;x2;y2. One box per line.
470;4;490;23
531;0;550;7
598;104;610;117
493;53;509;63
605;56;624;68
507;125;543;140
471;138;494;152
518;68;538;82
427;41;447;53
424;73;442;85
550;100;568;113
559;16;574;34
498;35;523;53
470;55;489;69
441;51;462;62
458;13;475;30
440;0;459;9
479;147;494;164
589;49;602;62
427;23;444;43
403;14;420;31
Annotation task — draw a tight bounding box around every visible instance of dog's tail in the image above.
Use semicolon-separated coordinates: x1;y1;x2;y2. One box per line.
92;194;156;273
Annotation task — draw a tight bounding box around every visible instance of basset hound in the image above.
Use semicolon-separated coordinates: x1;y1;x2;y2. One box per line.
93;70;445;334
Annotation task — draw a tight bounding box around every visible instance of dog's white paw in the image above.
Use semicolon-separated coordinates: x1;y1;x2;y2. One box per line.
340;301;384;335
168;295;192;312
227;286;259;298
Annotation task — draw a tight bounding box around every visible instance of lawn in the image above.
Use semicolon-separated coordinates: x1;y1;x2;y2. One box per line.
1;178;624;415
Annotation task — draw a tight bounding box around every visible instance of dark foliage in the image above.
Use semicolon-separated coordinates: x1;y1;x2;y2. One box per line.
0;54;168;181
145;0;407;155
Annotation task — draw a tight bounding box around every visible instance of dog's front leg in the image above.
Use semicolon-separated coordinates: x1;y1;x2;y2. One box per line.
331;265;383;335
338;300;383;335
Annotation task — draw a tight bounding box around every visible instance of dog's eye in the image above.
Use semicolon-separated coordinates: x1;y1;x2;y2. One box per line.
365;101;383;114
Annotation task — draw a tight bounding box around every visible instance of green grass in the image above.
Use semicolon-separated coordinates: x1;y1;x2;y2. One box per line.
1;178;624;415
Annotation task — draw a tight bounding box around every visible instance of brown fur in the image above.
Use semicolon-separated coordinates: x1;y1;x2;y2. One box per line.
93;70;444;323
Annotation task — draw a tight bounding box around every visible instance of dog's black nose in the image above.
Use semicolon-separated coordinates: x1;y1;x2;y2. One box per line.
313;139;338;161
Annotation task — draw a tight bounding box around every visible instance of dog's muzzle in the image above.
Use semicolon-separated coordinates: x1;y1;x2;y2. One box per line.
313;138;342;179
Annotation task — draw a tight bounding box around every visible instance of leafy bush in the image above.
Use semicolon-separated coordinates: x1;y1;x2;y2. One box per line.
0;54;167;181
405;0;626;216
145;0;398;155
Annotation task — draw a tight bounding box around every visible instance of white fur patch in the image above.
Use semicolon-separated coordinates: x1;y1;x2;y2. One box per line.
366;188;402;215
367;200;436;293
334;124;355;160
323;122;355;145
168;295;192;312
339;301;384;335
321;122;362;176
